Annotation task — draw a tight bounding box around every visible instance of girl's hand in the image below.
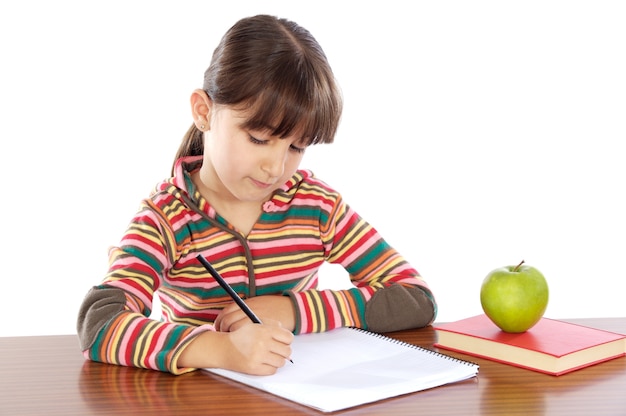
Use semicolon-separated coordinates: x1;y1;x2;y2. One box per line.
214;295;296;332
222;321;294;375
178;321;293;375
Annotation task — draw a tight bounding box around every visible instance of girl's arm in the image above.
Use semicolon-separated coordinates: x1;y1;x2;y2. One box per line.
286;198;437;334
177;322;293;375
77;282;211;374
77;202;293;375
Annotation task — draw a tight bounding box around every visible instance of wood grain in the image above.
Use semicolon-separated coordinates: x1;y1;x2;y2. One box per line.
1;318;624;415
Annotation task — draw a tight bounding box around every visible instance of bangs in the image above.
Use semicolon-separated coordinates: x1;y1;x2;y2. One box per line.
234;67;342;146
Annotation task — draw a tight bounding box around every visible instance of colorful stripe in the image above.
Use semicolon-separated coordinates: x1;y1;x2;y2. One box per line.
79;156;433;374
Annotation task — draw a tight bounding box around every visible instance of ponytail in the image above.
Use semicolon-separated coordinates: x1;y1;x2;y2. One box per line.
171;123;204;175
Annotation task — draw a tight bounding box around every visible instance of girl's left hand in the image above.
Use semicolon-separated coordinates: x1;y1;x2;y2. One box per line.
214;295;296;332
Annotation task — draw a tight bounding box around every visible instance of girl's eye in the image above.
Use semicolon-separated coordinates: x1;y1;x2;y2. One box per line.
290;144;306;154
248;135;267;145
249;134;306;154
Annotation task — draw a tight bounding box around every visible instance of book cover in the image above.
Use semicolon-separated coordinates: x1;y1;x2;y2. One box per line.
433;314;626;376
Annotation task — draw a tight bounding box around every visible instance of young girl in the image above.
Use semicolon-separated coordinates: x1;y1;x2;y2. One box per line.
77;14;437;376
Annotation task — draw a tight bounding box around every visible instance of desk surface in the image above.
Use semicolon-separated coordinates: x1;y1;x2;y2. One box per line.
1;318;625;415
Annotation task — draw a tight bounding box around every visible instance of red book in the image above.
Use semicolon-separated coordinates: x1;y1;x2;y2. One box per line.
433;314;626;376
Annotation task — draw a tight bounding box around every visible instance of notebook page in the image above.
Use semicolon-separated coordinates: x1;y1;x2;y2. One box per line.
205;327;478;412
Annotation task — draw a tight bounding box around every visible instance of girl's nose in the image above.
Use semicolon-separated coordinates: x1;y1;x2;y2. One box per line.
261;146;288;179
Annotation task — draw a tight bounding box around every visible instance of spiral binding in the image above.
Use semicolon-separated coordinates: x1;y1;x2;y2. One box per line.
349;327;479;367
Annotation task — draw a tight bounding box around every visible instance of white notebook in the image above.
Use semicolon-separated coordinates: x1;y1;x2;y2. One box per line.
204;327;479;412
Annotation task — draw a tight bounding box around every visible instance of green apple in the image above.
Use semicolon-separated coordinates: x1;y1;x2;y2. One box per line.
480;260;549;333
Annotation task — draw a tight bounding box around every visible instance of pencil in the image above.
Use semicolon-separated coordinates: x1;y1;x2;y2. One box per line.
196;254;293;364
196;254;262;324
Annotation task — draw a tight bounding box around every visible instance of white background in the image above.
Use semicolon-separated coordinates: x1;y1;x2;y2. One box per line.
1;1;624;337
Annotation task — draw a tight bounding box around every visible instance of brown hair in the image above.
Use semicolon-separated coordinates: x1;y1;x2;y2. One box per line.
172;14;343;173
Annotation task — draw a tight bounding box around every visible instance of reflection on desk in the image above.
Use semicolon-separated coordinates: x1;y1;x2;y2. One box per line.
78;361;316;415
1;318;625;415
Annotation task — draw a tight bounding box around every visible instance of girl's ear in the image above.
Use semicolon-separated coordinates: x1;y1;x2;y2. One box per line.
190;89;213;131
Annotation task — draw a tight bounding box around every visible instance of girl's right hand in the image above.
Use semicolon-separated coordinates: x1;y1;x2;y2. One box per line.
223;320;294;375
178;320;293;375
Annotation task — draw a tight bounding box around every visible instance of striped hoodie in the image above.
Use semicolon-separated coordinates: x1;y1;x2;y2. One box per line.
77;156;436;374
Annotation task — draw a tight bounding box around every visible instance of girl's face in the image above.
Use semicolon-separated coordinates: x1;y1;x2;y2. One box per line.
201;106;307;204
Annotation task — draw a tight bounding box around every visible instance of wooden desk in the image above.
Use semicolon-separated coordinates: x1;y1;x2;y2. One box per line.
1;318;624;415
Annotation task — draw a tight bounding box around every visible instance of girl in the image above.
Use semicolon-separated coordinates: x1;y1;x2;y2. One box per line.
77;14;436;376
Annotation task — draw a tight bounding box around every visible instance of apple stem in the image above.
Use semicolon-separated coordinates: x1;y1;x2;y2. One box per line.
513;260;525;272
